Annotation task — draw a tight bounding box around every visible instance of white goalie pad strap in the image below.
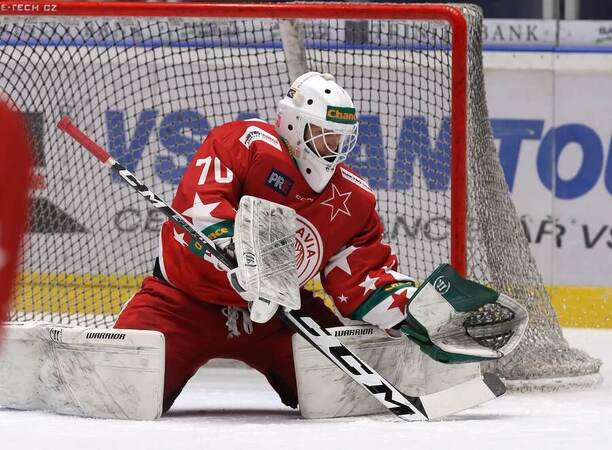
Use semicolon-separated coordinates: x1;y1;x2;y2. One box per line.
293;325;482;419
234;195;300;310
0;322;164;420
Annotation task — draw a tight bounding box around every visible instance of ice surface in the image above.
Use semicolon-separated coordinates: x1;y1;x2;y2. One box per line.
1;328;610;450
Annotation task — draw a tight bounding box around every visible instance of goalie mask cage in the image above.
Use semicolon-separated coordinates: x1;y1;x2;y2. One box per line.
0;1;600;390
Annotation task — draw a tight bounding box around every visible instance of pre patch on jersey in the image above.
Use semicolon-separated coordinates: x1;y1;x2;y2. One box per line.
266;168;294;196
340;167;373;194
239;126;282;151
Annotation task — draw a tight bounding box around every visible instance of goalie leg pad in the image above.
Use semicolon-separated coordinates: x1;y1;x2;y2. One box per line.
0;322;164;420
292;325;483;419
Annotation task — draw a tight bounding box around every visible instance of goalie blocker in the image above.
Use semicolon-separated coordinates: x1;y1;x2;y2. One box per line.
227;195;301;323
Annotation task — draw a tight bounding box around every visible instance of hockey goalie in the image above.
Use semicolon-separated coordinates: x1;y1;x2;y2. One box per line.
0;73;527;420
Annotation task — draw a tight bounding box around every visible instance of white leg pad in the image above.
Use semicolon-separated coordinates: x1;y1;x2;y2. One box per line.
0;321;164;420
293;325;481;419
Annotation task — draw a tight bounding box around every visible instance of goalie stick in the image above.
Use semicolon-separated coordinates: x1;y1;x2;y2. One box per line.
58;116;504;421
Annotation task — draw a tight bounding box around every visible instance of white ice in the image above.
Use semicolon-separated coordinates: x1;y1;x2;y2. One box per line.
1;328;610;450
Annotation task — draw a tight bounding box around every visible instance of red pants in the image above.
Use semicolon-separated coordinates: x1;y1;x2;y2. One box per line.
114;276;341;412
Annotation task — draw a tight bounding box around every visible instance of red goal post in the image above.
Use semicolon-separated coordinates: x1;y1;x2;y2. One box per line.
1;0;469;276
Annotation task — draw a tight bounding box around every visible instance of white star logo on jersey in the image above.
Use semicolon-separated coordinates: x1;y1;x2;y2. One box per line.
320;183;352;222
324;245;357;277
338;293;348;303
182;193;221;231
359;274;379;296
173;227;188;247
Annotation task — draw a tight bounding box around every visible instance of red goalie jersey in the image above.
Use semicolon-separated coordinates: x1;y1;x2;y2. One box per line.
158;120;415;328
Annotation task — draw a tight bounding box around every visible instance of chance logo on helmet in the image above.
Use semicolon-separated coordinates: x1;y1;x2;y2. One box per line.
275;72;359;193
326;106;357;124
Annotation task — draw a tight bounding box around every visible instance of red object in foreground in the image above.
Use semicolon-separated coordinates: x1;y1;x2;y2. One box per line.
0;101;32;327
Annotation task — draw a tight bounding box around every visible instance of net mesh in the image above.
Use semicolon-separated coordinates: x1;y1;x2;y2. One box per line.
0;4;600;388
459;6;600;384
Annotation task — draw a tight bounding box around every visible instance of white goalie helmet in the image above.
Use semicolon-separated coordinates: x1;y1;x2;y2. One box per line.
275;72;359;193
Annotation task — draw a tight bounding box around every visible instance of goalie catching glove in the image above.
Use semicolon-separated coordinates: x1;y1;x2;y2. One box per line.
352;264;528;364
392;264;528;363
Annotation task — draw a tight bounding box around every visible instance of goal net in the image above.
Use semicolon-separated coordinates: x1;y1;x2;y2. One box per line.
0;1;600;390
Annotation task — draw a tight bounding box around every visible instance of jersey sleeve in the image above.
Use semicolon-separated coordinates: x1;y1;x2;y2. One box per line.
320;208;416;329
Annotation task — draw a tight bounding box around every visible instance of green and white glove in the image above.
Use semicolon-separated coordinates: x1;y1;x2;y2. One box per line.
396;264;529;364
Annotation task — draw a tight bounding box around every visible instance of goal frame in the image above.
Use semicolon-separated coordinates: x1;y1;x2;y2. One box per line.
0;0;469;276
